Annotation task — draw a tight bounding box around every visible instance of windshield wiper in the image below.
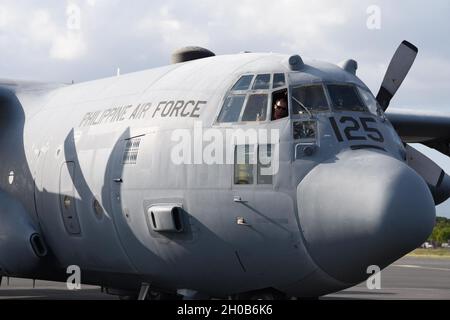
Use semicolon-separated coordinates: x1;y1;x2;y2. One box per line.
292;96;313;118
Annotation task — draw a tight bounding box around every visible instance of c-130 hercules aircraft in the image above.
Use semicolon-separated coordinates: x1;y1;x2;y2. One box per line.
0;40;448;300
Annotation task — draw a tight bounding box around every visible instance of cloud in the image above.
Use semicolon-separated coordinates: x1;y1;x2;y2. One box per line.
136;5;209;51
0;5;15;28
209;0;350;51
0;4;87;62
29;8;86;61
50;32;86;60
0;0;448;106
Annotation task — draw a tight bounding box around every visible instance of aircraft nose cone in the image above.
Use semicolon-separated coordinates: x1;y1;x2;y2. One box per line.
297;150;436;284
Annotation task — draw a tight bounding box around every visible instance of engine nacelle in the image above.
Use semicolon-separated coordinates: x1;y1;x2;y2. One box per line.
0;189;46;277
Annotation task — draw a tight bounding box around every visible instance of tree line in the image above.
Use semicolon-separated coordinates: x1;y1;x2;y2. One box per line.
428;217;450;245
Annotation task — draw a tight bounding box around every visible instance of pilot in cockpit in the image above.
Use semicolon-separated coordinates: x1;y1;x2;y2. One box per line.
273;97;288;120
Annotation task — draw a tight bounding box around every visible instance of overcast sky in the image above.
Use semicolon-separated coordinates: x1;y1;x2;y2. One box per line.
1;0;450;217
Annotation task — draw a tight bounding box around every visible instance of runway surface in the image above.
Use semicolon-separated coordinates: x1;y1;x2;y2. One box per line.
326;256;450;300
0;256;449;300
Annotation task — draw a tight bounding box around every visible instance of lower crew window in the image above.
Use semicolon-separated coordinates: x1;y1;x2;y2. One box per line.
234;145;255;185
258;145;273;185
234;145;274;185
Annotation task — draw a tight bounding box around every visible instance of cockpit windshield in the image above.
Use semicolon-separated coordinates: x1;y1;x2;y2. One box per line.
327;84;366;112
290;83;382;117
218;73;382;124
357;87;381;115
291;84;329;115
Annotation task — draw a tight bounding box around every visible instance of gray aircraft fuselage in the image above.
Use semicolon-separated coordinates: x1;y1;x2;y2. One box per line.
0;52;435;298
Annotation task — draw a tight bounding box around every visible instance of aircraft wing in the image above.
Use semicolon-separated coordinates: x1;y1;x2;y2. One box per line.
387;109;450;156
0;78;63;93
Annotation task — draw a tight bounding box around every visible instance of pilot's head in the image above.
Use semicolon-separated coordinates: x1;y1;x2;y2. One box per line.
274;98;288;120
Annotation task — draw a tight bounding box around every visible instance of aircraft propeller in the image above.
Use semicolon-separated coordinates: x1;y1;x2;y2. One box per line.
377;41;450;205
376;41;418;111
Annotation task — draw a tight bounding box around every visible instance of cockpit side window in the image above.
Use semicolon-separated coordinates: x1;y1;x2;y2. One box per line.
217;73;288;124
252;74;271;90
291;85;329;115
327;84;366;112
242;94;268;122
217;95;246;123
273;73;286;89
232;75;254;91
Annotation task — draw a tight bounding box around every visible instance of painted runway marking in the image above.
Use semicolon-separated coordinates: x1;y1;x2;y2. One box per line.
393;264;450;272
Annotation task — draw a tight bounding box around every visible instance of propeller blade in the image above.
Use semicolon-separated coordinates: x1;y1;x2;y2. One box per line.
376;41;418;111
406;145;450;205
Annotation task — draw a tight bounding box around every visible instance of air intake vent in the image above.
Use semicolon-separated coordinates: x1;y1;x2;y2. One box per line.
147;205;184;233
30;233;48;257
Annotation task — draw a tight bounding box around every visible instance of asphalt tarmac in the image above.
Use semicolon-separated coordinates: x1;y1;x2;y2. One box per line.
326;256;450;300
0;256;449;300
